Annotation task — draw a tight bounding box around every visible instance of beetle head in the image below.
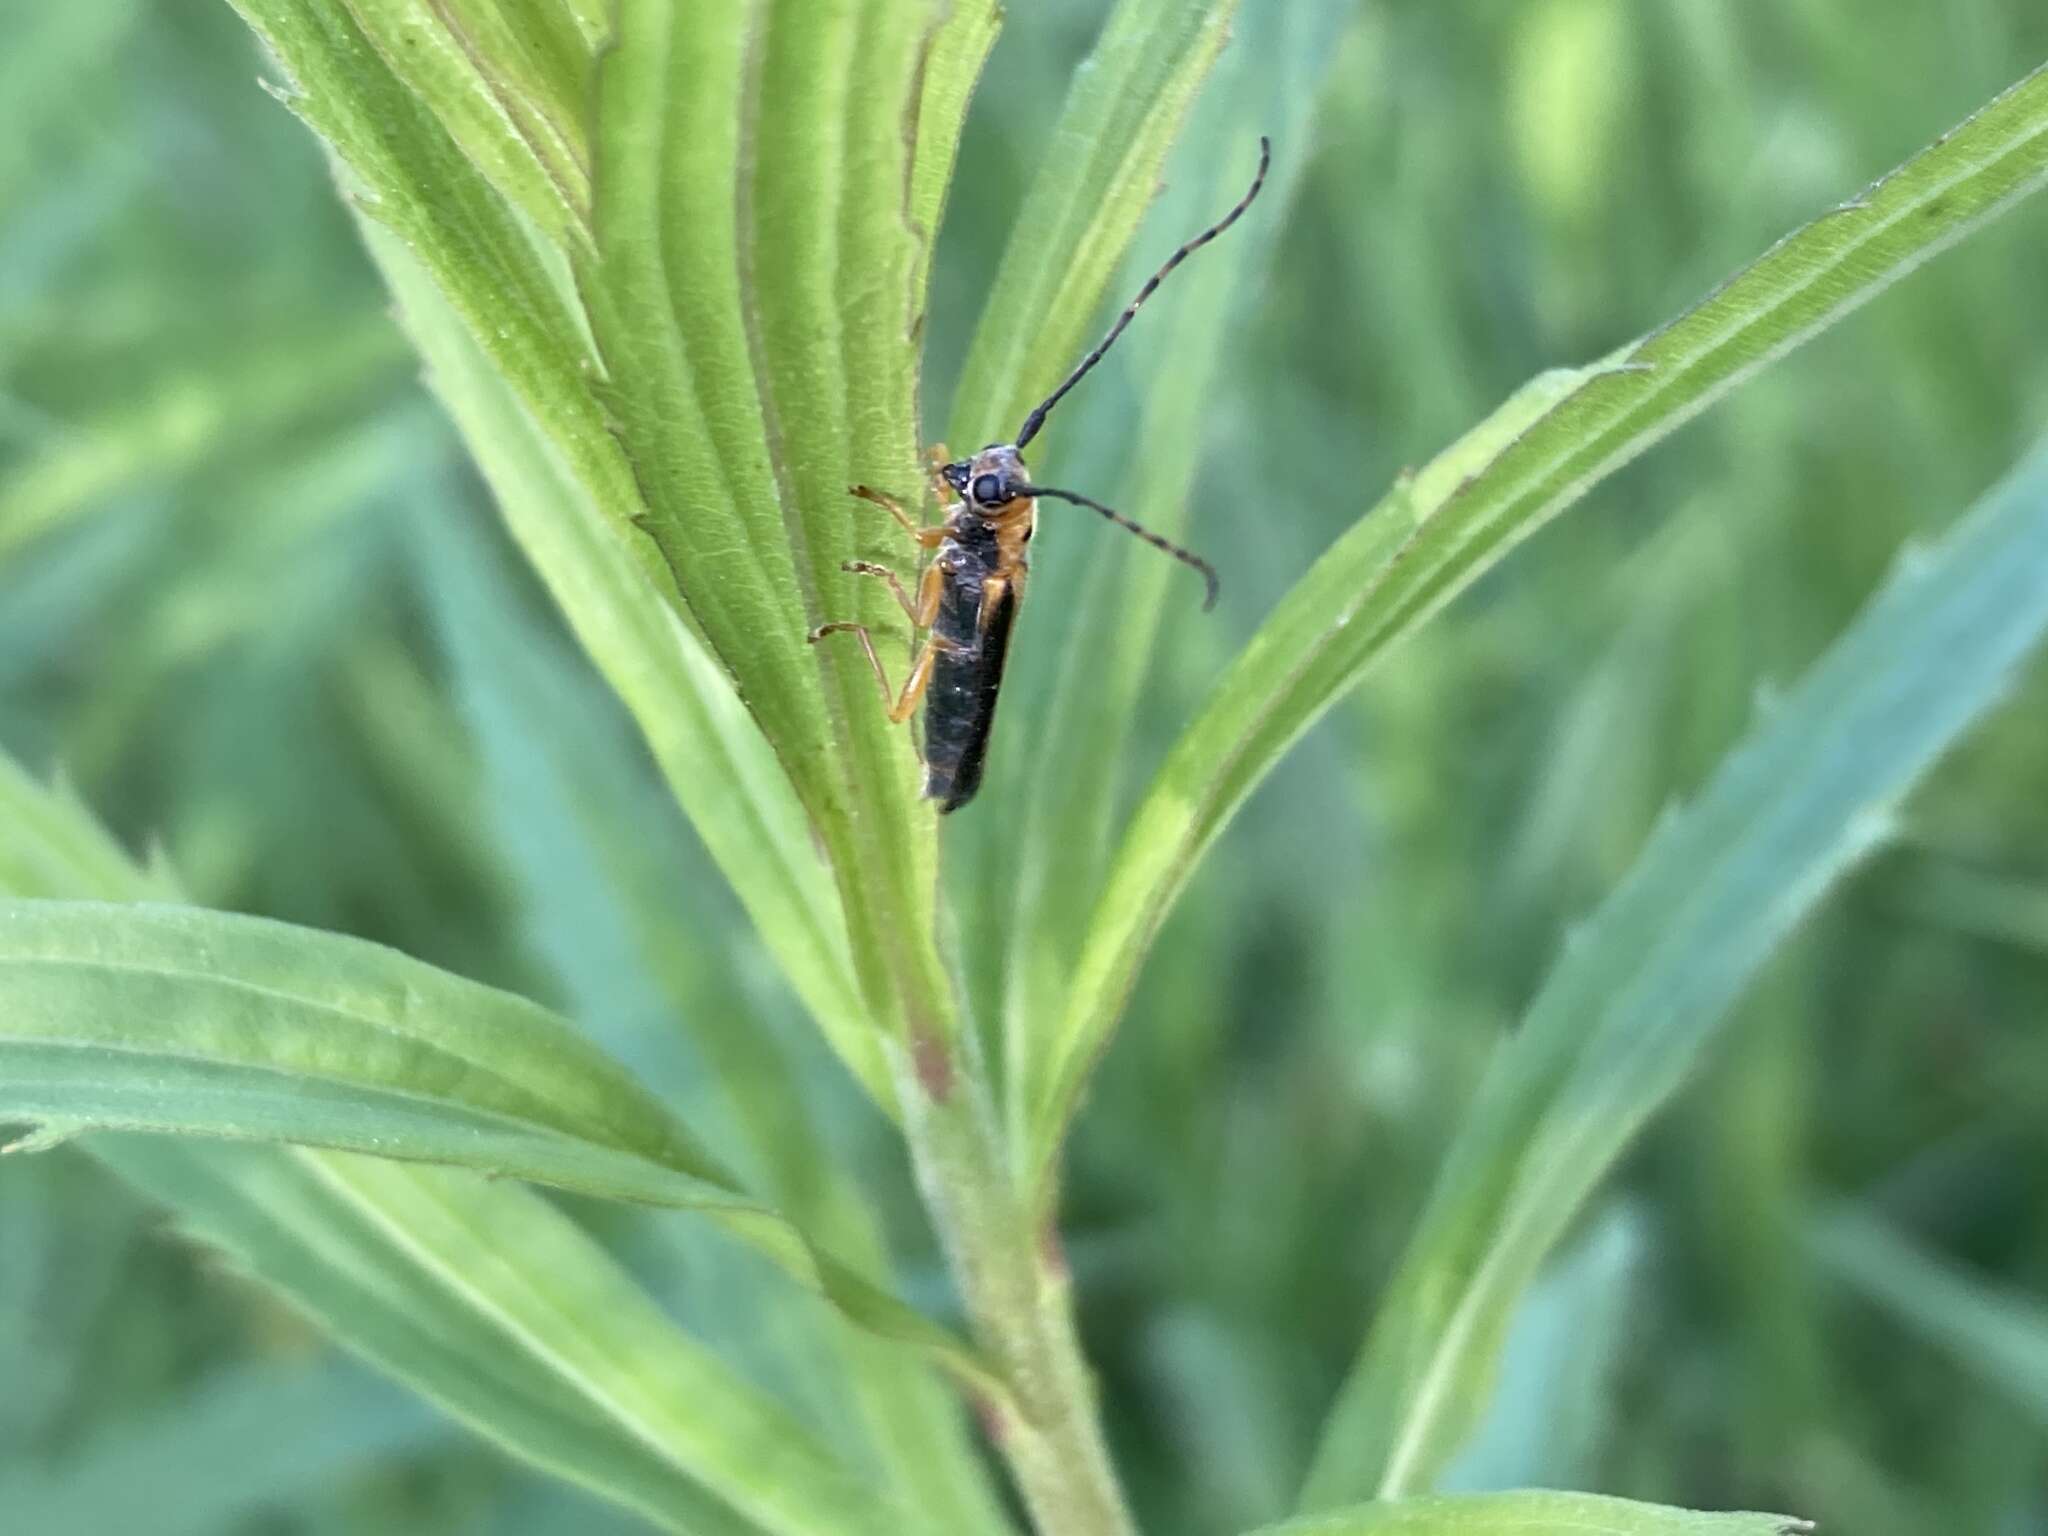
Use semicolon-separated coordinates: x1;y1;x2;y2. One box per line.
944;444;1028;513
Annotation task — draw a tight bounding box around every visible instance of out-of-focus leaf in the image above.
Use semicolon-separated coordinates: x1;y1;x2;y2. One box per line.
0;756;178;902
945;0;1239;451
1037;59;2048;1183
0;325;402;565
1437;1209;1642;1493
98;1139;920;1536
1247;1491;1808;1536
1814;1205;2048;1426
1300;437;2048;1505
0;898;990;1383
0;1361;450;1536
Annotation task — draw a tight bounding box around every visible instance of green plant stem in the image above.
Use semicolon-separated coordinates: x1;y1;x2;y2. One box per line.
892;1038;1135;1536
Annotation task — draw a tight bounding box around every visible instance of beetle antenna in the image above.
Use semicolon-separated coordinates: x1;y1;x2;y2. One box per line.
1014;137;1271;452
1025;484;1219;611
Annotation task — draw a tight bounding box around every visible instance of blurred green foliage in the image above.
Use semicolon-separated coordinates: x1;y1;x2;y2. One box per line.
4;2;2048;1534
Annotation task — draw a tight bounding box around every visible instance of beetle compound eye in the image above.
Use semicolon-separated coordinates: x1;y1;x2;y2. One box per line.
972;474;1005;505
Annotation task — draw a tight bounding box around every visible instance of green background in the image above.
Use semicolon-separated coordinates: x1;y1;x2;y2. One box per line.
4;2;2047;1532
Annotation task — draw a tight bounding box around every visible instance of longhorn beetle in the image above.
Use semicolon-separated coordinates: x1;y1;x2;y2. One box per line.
811;137;1270;813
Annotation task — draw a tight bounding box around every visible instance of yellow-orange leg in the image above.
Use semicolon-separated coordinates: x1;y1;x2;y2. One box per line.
840;559;945;626
848;484;946;548
808;623;959;724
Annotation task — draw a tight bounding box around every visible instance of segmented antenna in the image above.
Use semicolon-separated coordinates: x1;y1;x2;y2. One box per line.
1014;137;1271;452
1027;485;1220;610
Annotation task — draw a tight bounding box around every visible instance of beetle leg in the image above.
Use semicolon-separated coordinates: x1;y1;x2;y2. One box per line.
838;561;946;629
809;622;962;724
848;484;947;548
839;561;916;620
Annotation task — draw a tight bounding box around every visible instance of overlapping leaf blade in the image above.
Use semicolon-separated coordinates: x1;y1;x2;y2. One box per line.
0;754;939;1535
995;0;1349;1150
368;222;879;1108
98;1140;914;1536
722;0;955;1039
415;496;1011;1533
227;0;640;535
1034;58;2048;1180
1300;438;2048;1504
945;0;1238;453
0;894;988;1381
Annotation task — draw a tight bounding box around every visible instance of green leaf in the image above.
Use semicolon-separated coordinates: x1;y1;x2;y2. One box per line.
944;0;1238;452
0;897;992;1386
1299;435;2048;1505
98;1139;918;1536
0;1361;450;1536
0;325;404;567
335;0;592;246
907;0;1001;309
1035;57;2048;1180
1248;1491;1808;1536
576;0;956;1046
996;0;1351;1148
415;495;1012;1533
227;0;642;544
1814;1205;2048;1427
367;219;882;1110
0;755;939;1535
0;756;178;902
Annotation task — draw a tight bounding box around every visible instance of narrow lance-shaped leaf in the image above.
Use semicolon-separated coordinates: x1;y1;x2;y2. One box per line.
0;898;995;1389
576;0;833;805
945;0;1238;453
227;0;643;545
335;0;590;246
365;219;884;1110
1247;1490;1808;1536
1300;437;2048;1505
0;757;935;1536
998;0;1348;1148
96;1140;922;1536
1034;58;2048;1183
413;491;1012;1534
732;0;955;1040
907;0;1001;309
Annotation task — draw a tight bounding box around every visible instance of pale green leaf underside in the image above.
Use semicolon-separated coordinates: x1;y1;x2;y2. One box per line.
1301;437;2048;1505
1251;1491;1806;1536
1037;58;2048;1181
946;0;1239;452
0;898;989;1385
0;756;932;1536
363;218;883;1111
